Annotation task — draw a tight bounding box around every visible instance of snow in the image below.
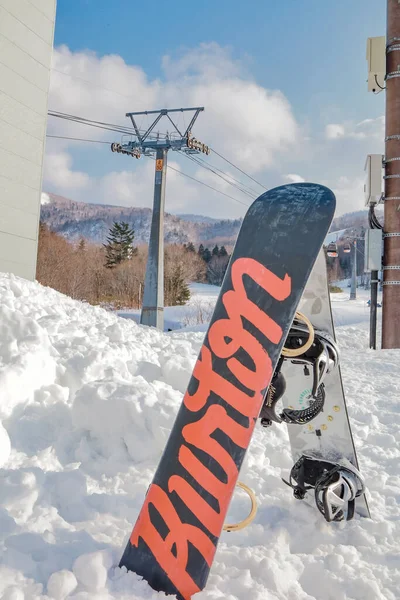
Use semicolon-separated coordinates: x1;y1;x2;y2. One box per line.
0;273;398;599
47;571;77;599
118;283;219;331
331;287;382;327
40;193;52;206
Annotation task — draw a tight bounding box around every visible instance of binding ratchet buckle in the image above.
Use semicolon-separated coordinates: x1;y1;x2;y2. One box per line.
260;313;339;427
283;455;365;522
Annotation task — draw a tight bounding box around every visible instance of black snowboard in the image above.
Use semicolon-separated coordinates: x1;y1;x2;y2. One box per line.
120;183;336;600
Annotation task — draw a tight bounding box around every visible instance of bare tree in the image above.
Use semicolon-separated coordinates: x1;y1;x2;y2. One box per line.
36;226;207;309
207;254;229;286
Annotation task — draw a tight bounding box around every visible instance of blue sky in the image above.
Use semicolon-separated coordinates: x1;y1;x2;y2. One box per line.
54;0;384;122
44;0;386;218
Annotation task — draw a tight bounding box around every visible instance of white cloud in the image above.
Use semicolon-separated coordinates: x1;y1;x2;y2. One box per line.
44;152;90;190
43;151;216;215
44;44;383;220
161;43;242;81
96;159;201;212
353;116;385;139
328;176;365;215
99;166;153;208
325;116;384;141
45;43;300;213
285;173;305;183
325;124;346;139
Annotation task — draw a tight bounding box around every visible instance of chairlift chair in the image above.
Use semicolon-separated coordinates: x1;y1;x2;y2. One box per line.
326;242;338;258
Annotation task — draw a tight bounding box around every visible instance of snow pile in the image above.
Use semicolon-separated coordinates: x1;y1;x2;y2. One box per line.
118;283;219;331
40;193;52;206
0;273;398;599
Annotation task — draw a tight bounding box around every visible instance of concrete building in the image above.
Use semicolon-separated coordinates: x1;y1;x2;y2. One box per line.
0;0;56;280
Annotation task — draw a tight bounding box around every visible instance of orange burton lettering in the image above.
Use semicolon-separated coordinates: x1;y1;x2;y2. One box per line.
129;257;292;599
171;403;252;537
129;484;215;600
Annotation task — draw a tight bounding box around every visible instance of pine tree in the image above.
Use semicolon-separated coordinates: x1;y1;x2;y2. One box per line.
103;221;137;268
212;244;219;257
202;248;212;263
218;245;228;257
166;265;191;305
198;244;205;259
186;242;196;253
174;267;191;305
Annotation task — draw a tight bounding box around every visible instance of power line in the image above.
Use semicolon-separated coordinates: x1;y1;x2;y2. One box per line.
46;133;250;206
51;68;268;192
49;110;171;139
149;156;250;207
48;109;266;198
47;112;253;205
48;110;138;136
191;153;260;196
47;134;112;144
48;111;260;205
49;112;257;199
180;151;256;200
210;146;268;191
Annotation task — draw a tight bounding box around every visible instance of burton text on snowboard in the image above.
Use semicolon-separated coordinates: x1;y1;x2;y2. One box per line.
120;183;336;599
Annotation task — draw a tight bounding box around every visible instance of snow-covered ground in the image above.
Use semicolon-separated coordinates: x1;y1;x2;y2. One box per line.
119;282;382;331
118;283;219;331
0;274;398;600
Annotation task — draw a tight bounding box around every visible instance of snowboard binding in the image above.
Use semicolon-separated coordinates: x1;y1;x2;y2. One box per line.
283;454;365;522
260;313;339;428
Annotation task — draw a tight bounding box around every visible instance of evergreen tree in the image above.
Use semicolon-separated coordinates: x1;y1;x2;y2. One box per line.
166;265;191;305
103;221;136;268
202;248;212;263
186;242;196;253
175;268;190;305
212;244;219;257
198;244;205;259
218;245;228;257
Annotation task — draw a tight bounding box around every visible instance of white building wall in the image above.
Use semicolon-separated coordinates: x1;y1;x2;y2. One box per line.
0;0;56;280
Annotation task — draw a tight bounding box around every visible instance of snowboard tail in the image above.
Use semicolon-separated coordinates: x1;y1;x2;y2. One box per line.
120;184;336;599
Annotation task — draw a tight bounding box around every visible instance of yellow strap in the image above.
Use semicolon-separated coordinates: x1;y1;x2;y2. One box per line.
223;481;257;532
281;311;315;357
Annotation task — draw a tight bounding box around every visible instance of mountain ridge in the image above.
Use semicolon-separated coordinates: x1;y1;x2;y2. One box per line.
40;193;242;248
40;193;379;248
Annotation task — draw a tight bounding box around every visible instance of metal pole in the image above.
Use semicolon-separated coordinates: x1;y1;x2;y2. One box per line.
350;240;357;300
112;107;206;330
370;270;379;349
140;148;167;328
382;0;400;348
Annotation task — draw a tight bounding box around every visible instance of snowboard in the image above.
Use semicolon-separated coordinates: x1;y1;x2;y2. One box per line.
280;250;370;517
119;183;336;600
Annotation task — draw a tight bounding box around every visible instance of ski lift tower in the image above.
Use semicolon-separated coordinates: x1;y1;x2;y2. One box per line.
111;107;209;329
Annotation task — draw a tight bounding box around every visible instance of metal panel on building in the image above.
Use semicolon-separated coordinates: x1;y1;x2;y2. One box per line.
0;0;56;280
